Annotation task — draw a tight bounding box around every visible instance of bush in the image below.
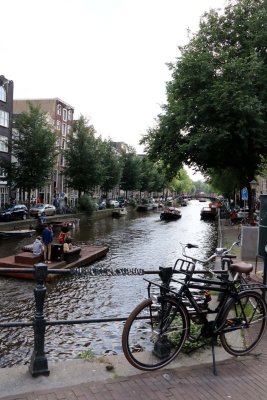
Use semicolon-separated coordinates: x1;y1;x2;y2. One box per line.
77;195;95;215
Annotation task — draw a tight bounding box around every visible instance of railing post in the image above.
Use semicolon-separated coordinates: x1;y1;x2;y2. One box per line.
29;263;50;377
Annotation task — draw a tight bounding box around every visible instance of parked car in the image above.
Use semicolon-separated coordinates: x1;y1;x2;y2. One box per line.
98;200;106;210
30;203;56;218
0;204;28;221
108;200;120;208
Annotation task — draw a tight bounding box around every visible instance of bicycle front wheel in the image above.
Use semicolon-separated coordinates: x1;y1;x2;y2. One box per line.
122;296;189;371
220;291;267;356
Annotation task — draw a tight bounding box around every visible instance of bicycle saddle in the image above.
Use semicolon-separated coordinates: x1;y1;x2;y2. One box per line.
229;261;253;274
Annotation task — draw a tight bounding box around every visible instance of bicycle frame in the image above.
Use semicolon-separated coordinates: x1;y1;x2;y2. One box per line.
144;260;251;339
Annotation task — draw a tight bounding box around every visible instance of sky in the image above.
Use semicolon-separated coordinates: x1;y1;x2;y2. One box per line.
2;0;226;180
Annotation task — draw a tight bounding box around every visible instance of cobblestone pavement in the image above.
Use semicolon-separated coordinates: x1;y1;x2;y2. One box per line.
2;224;267;400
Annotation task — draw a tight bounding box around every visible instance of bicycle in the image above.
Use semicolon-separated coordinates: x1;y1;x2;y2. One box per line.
122;243;266;374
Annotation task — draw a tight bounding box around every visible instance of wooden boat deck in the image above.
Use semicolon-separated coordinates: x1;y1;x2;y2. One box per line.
0;245;109;280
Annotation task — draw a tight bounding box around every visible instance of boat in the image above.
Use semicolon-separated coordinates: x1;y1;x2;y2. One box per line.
180;199;188;206
200;206;217;221
160;207;182;221
136;204;154;211
0;229;36;239
0;243;109;280
112;207;128;218
35;219;79;231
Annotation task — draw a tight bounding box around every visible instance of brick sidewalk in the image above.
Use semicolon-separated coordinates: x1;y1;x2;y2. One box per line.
2;333;267;400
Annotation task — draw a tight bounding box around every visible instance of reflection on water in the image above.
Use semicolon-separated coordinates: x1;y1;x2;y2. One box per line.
0;200;217;367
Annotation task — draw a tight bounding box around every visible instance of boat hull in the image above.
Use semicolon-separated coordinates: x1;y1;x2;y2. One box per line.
0;244;109;280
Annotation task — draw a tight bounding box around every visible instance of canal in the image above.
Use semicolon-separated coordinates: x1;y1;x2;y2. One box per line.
0;199;217;367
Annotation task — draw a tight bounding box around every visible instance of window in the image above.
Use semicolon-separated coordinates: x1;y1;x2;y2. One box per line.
63;108;67;121
0;86;6;102
56;120;61;130
57;104;62;115
0;111;9;128
0;135;8;152
62;123;66;136
68;110;72;120
0;168;7;177
67;125;71;134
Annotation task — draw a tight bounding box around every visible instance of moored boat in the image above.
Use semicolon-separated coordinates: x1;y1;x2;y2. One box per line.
160;207;182;221
200;206;217;221
0;229;36;240
112;207;128;217
136;204;154;211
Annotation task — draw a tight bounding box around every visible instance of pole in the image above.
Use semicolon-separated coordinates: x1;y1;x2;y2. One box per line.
29;263;50;377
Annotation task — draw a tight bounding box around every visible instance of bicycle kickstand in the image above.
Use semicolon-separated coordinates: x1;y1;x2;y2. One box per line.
211;336;218;376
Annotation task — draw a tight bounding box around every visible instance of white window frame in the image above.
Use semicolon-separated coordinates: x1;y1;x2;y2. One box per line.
0;86;6;102
57;104;62;115
68;109;72;120
62;123;66;136
63;108;67;121
0;111;9;128
56;120;61;130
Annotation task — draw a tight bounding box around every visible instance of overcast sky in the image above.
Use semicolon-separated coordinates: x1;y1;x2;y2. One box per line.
2;0;226;178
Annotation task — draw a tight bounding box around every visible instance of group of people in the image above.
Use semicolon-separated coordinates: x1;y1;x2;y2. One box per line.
32;222;73;263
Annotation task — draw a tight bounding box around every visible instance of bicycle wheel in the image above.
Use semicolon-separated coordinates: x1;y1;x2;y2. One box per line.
122;296;189;371
220;291;267;356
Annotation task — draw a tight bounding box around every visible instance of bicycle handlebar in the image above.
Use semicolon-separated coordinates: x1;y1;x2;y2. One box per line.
181;241;239;265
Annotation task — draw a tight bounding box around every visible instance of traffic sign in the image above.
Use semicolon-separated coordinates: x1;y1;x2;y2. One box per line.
241;187;248;201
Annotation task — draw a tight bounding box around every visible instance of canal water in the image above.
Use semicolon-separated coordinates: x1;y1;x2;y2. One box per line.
0;199;217;367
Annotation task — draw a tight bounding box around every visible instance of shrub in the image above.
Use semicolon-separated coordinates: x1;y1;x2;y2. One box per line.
77;195;95;215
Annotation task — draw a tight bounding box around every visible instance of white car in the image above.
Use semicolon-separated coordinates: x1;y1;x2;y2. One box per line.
108;200;120;208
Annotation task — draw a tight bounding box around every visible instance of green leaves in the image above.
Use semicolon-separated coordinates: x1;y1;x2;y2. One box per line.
142;0;267;189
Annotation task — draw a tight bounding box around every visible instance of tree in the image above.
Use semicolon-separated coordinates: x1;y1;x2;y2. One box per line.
100;140;123;198
10;103;56;208
64;116;102;199
141;0;267;212
120;150;141;197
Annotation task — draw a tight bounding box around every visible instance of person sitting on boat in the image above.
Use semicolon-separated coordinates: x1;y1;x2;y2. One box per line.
32;236;43;256
63;236;73;252
59;222;69;244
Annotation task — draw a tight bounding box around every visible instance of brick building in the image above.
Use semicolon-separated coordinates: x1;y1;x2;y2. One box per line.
13;98;76;206
0;75;13;206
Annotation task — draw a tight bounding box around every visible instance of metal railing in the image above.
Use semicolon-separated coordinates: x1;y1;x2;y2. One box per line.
0;263;152;377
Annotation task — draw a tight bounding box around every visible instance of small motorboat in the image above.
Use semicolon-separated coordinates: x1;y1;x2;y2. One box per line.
0;229;36;240
160;207;182;221
200;207;217;221
112;207;128;218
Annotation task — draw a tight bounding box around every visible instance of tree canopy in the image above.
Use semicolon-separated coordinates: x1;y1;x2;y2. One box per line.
10;103;56;204
64;116;103;198
141;0;267;197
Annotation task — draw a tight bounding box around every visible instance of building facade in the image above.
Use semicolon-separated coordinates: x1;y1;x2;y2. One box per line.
13;98;76;206
0;75;13;206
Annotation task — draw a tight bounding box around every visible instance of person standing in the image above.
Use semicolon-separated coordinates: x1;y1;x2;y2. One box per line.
42;224;53;263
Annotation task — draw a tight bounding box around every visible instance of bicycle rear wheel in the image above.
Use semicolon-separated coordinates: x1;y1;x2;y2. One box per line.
122;296;189;371
220;291;267;356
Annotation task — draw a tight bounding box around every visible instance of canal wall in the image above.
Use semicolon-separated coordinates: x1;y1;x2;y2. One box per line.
0;209;115;230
